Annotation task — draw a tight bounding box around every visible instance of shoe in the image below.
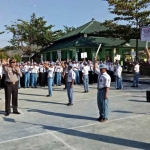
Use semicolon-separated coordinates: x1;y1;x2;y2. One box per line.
97;117;102;121
5;113;10;116
67;103;73;106
87;91;89;93
83;91;86;93
101;118;108;123
47;95;52;97
131;86;135;87
13;111;21;114
136;85;139;87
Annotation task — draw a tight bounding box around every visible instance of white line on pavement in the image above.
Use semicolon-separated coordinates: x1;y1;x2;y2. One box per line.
50;132;77;150
0;112;149;145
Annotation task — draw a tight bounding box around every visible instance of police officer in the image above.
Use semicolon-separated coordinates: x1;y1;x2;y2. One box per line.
94;58;111;122
2;59;22;116
82;62;90;93
66;63;75;106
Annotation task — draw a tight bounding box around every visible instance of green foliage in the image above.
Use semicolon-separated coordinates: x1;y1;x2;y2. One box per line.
13;54;22;62
0;52;7;60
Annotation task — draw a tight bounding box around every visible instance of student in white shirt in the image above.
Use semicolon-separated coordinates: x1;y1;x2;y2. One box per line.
24;62;31;88
94;58;111;123
73;61;80;84
43;62;54;97
55;62;62;86
82;62;90;93
30;62;39;88
114;60;123;89
131;61;140;87
66;63;75;106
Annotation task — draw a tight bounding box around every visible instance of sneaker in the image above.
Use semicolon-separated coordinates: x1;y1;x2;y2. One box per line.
13;111;21;114
97;117;102;121
47;95;52;97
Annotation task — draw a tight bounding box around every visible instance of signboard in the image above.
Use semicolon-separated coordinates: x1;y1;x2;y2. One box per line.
81;52;87;59
114;55;121;61
141;26;150;42
57;50;61;59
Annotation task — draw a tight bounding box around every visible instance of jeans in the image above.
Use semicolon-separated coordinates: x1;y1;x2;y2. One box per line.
56;72;61;86
83;75;89;91
97;88;109;119
74;70;80;84
48;77;53;96
133;73;139;86
67;82;73;103
31;73;37;87
24;72;30;88
115;76;123;89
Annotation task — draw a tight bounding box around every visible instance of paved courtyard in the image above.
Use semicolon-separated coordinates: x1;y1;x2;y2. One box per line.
0;82;150;150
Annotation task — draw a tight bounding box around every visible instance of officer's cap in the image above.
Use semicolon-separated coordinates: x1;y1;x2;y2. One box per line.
9;59;16;63
99;64;107;69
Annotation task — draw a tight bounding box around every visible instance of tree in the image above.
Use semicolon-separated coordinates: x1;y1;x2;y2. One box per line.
5;13;57;60
103;0;150;59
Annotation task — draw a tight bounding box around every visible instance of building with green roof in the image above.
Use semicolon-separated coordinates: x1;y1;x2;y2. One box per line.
41;18;149;63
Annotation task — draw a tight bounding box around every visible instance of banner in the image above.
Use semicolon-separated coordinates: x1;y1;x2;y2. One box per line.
81;52;87;58
57;50;61;59
141;26;150;41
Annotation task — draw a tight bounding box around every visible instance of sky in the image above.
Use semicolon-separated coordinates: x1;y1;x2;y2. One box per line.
0;0;115;48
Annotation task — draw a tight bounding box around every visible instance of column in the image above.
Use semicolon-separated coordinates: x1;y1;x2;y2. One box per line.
101;48;105;61
43;53;46;61
67;50;70;60
50;52;52;61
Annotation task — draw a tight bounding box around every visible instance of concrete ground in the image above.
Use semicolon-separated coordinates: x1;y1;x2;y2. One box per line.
0;82;150;150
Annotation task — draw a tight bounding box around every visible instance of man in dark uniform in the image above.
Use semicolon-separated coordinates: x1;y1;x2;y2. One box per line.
2;59;22;116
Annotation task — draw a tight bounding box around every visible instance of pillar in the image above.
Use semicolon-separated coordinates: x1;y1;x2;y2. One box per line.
43;53;46;61
67;50;70;60
50;52;52;61
101;48;105;61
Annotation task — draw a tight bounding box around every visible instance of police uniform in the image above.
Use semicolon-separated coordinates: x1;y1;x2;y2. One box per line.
3;59;22;116
95;64;111;122
67;64;75;106
82;62;90;92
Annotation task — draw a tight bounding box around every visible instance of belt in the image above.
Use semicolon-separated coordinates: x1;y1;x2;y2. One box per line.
98;87;106;90
6;81;18;85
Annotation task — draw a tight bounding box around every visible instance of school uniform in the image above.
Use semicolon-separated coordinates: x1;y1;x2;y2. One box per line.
47;66;54;96
24;64;30;88
95;64;111;121
55;65;62;86
30;65;39;88
67;65;76;105
132;63;140;87
82;64;90;92
73;63;80;84
39;65;46;87
115;65;123;89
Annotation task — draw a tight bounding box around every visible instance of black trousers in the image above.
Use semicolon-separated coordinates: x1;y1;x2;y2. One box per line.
5;81;18;113
0;76;2;89
39;72;45;87
89;71;95;84
1;74;5;88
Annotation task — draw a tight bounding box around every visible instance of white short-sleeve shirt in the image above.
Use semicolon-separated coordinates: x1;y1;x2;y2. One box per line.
134;64;140;73
67;69;75;82
82;66;90;75
47;67;54;78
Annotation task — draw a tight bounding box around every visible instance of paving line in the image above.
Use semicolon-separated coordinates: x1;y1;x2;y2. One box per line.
0;112;149;145
50;132;77;150
19;93;131;109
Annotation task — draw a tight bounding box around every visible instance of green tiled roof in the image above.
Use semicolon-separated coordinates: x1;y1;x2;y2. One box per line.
54;19;107;42
41;36;150;53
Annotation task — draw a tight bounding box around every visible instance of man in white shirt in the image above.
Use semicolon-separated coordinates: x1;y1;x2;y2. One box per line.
39;64;46;87
131;61;140;87
66;63;75;106
30;62;39;88
73;61;80;84
114;60;123;89
24;62;31;88
94;58;111;123
82;62;90;93
55;62;62;86
43;62;54;97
